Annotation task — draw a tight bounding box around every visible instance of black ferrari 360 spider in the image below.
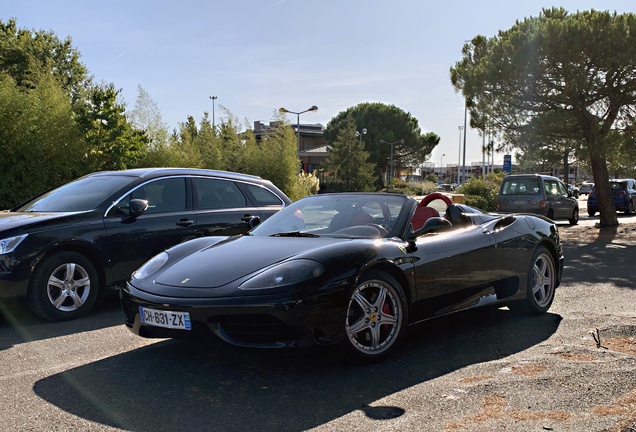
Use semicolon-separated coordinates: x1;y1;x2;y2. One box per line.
121;192;563;361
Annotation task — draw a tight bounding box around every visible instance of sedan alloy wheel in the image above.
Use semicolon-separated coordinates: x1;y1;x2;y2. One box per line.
28;251;99;321
47;262;92;312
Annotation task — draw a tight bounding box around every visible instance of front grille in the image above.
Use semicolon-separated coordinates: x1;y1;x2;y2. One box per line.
215;314;302;344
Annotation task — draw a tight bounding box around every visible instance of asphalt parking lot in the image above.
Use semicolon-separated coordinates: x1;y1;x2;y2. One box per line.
0;195;635;432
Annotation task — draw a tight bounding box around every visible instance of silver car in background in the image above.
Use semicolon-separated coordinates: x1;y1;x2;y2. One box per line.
579;182;594;195
497;174;579;225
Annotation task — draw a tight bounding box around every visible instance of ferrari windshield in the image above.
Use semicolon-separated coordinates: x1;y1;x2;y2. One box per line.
16;175;134;212
251;194;409;239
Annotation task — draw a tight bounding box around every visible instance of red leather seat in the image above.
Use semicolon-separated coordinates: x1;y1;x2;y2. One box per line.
411;207;440;231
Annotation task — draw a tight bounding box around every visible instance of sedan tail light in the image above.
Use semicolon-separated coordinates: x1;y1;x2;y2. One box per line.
615;190;626;195
590;190;596;196
539;200;546;209
497;201;501;210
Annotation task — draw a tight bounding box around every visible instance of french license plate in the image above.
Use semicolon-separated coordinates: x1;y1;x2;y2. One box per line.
511;200;527;205
139;306;191;330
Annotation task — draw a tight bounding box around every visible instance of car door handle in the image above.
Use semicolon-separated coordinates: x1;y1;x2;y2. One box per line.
176;219;194;227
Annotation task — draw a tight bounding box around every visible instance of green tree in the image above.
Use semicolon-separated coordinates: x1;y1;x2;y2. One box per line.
323;117;376;192
217;109;256;173
0;18;89;100
424;173;438;184
324;103;440;188
456;171;505;212
76;82;147;171
195;113;222;170
605;129;636;179
128;85;169;153
510;111;585;183
246;114;301;199
451;9;636;227
0;71;85;208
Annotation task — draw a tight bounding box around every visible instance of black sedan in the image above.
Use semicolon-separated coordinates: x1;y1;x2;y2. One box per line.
0;168;291;321
121;192;564;361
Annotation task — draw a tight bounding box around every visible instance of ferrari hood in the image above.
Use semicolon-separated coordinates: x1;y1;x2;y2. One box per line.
154;235;343;288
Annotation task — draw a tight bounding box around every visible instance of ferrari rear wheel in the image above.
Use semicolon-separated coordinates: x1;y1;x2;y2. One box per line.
343;270;408;362
510;246;556;315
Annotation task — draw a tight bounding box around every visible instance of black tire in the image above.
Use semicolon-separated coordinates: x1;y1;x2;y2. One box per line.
509;246;556;316
28;251;99;321
588;210;596;217
342;270;408;362
625;200;634;215
546;209;554;220
569;208;579;225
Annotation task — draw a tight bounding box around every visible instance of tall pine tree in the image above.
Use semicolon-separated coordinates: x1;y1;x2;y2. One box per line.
324;117;375;192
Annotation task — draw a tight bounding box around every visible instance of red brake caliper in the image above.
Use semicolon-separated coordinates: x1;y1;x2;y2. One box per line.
382;302;390;332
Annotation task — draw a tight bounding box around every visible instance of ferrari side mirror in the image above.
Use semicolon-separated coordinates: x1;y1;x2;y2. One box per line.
410;217;453;240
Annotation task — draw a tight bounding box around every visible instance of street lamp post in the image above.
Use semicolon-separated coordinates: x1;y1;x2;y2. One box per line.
462;103;468;185
482;129;486;181
209;96;217;131
457;126;463;184
353;129;367;180
440;153;445;180
380;139;404;191
354;128;367;144
279;105;318;154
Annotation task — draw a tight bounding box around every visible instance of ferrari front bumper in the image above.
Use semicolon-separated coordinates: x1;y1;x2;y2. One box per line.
120;282;350;348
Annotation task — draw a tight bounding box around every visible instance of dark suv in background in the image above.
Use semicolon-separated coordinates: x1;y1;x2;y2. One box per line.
587;179;636;216
0;168;291;321
497;174;579;224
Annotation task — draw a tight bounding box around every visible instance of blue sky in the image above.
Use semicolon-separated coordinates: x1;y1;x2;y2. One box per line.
2;0;635;167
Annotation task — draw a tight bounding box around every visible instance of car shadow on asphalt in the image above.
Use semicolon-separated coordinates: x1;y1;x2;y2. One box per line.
32;308;561;432
0;293;123;351
559;229;635;290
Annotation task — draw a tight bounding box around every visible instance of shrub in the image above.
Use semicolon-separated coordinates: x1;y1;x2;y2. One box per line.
456;174;503;212
390;179;437;196
289;171;320;200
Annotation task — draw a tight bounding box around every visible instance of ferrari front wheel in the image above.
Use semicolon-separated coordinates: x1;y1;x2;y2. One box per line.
509;246;556;315
343;270;408;362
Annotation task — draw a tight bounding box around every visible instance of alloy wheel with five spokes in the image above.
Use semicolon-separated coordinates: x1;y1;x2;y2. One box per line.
47;262;92;312
530;252;555;309
509;245;556;315
344;270;407;361
28;251;99;321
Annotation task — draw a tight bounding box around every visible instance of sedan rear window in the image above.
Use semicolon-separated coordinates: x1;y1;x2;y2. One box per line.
500;178;541;195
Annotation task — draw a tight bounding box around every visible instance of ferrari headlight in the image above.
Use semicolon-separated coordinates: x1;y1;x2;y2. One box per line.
239;259;324;290
132;252;169;280
0;234;27;254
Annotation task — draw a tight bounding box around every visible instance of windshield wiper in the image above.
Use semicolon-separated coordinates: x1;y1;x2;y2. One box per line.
270;231;321;237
